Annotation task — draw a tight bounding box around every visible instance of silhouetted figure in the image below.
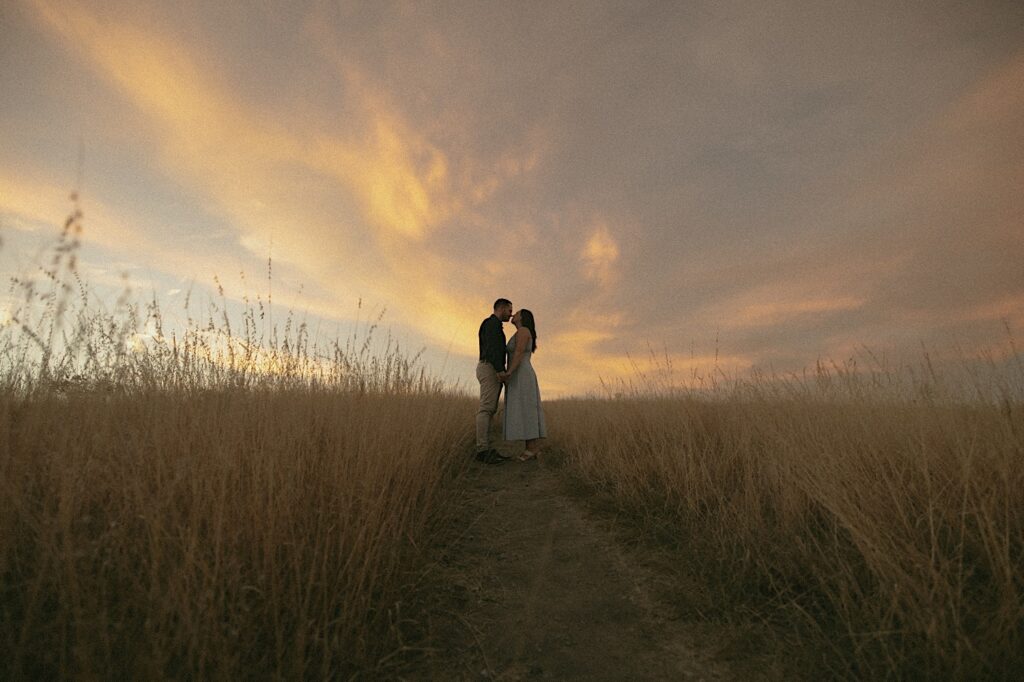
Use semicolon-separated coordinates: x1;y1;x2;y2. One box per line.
476;298;512;463
497;308;546;461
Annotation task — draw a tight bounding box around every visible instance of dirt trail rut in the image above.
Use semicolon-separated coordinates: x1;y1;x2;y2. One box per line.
413;455;736;681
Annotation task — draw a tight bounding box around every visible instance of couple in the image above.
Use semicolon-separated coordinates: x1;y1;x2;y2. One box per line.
476;298;546;464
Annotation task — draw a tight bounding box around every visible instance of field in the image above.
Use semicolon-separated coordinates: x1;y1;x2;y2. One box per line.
0;217;475;677
547;361;1024;679
2;219;1022;678
1;388;472;678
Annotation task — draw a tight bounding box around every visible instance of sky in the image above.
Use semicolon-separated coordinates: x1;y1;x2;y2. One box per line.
1;0;1022;396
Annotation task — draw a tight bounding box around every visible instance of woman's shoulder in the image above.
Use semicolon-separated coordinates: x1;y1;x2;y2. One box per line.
516;326;532;339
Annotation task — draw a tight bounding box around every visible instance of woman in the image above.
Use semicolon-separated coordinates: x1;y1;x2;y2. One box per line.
497;309;547;461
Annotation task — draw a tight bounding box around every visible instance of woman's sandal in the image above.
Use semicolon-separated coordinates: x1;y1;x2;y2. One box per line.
517;450;538;462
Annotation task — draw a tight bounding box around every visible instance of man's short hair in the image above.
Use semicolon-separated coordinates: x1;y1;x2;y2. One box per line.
493;298;512;309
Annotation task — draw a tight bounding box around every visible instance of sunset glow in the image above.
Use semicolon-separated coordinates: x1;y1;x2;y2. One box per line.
2;0;1021;395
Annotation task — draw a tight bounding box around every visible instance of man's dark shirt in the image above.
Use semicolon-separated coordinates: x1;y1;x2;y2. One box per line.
478;314;507;372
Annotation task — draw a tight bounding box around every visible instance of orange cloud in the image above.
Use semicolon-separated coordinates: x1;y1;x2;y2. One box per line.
25;0;456;251
939;49;1024;134
581;222;620;286
305;63;457;241
962;294;1024;331
1;174;152;251
23;0;515;363
732;295;866;328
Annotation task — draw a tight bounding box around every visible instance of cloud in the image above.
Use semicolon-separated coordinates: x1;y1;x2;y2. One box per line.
0;175;135;244
730;294;867;330
21;0;533;360
6;0;1022;394
580;223;620;286
0;172;353;334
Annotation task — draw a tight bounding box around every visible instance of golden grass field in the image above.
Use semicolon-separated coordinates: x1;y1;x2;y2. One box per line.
548;360;1024;679
1;388;472;678
1;211;475;677
2;211;1022;678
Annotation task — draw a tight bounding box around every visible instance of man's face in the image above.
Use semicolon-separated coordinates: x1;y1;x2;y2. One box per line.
498;304;513;322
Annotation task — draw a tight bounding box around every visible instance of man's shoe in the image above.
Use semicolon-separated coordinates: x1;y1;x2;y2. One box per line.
477;449;507;464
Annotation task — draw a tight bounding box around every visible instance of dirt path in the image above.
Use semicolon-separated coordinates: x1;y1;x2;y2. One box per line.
410;453;738;681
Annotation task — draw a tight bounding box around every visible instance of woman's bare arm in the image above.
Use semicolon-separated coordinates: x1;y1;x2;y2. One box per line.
502;328;532;377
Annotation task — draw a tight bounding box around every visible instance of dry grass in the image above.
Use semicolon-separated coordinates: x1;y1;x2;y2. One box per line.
1;390;472;678
0;202;474;678
548;357;1024;679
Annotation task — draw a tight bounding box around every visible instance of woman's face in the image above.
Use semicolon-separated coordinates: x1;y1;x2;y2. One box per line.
511;311;521;325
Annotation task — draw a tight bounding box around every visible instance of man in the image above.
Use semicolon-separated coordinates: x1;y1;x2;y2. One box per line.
476;298;513;463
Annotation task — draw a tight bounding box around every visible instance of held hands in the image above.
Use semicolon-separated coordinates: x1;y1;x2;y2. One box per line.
497;371;511;382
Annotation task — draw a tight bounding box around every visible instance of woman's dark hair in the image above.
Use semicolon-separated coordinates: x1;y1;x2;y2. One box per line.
519;309;538;352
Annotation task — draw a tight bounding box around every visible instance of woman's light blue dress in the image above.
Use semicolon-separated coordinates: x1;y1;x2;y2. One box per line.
503;334;547;441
